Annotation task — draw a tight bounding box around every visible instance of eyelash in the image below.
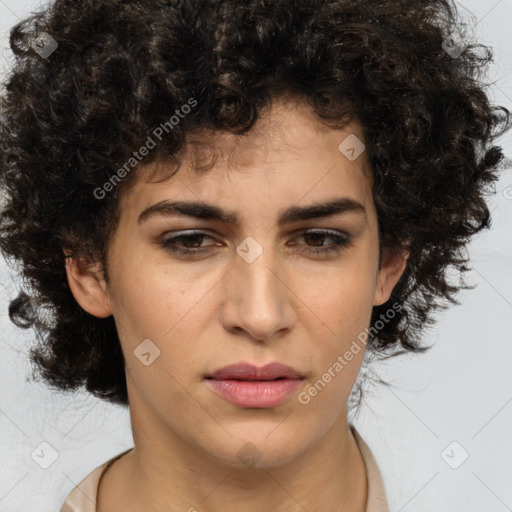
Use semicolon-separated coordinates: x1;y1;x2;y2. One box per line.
159;230;352;258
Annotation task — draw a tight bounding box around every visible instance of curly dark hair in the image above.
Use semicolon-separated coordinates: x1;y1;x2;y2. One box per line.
0;0;509;407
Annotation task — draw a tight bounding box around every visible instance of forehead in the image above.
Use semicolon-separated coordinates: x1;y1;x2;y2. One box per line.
118;97;374;225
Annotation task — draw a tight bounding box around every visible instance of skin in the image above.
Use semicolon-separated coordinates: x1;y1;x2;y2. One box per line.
65;95;408;512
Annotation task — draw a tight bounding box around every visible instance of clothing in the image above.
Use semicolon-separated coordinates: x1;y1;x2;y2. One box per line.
60;425;389;511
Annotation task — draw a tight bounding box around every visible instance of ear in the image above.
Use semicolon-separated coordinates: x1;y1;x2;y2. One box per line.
373;246;409;307
63;249;112;318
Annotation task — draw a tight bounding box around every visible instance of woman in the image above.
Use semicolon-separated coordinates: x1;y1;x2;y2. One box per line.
0;0;509;510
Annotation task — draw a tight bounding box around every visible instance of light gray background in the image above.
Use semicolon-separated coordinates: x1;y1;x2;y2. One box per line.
0;0;511;511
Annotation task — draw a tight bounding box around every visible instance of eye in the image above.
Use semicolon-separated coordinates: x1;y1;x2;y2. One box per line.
158;229;352;258
159;231;218;255
288;229;352;257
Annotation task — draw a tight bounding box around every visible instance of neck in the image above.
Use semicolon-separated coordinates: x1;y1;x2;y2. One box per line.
98;400;367;512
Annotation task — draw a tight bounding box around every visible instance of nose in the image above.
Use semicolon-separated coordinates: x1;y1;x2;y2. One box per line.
219;240;296;343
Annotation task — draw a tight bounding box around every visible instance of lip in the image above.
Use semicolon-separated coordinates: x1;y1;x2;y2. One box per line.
207;362;304;381
205;362;305;408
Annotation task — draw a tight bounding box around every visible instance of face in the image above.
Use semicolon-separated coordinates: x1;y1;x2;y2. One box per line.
66;96;407;469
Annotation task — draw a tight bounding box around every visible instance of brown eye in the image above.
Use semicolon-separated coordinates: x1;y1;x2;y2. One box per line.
289;230;352;257
160;231;218;255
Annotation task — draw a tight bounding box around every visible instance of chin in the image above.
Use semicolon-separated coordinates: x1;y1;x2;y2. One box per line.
203;432;312;470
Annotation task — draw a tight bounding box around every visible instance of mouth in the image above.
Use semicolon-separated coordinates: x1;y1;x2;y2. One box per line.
205;376;294;381
206;362;305;381
205;362;305;408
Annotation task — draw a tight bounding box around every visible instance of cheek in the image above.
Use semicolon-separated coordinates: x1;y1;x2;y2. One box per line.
117;272;205;414
295;265;375;403
302;264;376;338
110;257;187;329
112;266;216;371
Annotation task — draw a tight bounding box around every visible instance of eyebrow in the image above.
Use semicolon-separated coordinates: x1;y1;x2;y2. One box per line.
137;197;367;226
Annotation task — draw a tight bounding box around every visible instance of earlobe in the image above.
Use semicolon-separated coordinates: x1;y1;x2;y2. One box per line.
373;247;409;307
63;250;112;318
